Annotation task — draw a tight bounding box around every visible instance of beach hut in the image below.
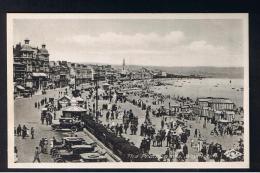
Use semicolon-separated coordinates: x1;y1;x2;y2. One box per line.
224;111;235;123
214;110;223;122
171;104;181;113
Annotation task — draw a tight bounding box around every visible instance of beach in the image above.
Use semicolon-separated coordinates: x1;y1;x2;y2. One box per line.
151;78;244;107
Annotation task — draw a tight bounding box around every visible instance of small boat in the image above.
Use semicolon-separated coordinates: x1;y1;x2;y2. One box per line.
232;88;235;89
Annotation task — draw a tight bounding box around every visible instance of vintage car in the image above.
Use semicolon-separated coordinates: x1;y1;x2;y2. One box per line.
80;152;107;162
22;90;31;98
53;144;96;162
51;118;84;132
51;137;96;157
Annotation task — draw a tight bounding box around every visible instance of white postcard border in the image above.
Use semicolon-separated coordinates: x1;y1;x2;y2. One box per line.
7;13;249;169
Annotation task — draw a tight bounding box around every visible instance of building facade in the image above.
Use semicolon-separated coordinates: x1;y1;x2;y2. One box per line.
13;39;50;91
49;61;70;88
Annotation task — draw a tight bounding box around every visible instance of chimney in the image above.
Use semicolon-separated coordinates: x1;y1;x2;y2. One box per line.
42;43;46;48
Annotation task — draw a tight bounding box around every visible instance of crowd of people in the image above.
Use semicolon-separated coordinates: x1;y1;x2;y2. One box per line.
15;124;35;139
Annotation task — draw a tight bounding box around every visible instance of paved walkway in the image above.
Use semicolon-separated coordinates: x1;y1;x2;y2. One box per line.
14;87;117;163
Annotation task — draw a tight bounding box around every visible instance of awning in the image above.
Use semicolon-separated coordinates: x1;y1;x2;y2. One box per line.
16;85;25;90
62;106;87;112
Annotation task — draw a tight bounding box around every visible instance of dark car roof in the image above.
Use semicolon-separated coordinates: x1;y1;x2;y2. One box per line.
63;137;84;141
71;145;93;149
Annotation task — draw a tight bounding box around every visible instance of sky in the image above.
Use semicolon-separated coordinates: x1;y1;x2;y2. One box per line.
13;18;245;67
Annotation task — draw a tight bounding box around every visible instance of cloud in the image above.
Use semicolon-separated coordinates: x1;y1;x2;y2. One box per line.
58;31;185;50
53;31;242;67
188;40;225;51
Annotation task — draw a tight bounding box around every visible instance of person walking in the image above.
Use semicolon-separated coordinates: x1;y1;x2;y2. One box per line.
115;124;119;136
14;127;17;136
124;123;129;134
32;147;41;163
46;113;49;125
119;124;123;137
130;123;134;135
14;146;18;163
140;123;144;136
183;143;188;159
169;147;175;162
31;127;35;139
41;115;44;125
17;124;21;136
166;131;171;147
161;119;165;129
22;125;28;139
106;111;110;121
49;113;53;125
194;129;198;138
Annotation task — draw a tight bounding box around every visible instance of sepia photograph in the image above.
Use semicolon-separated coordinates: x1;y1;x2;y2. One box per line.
7;13;249;169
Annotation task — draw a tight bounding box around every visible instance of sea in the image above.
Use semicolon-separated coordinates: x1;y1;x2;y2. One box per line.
151;78;244;107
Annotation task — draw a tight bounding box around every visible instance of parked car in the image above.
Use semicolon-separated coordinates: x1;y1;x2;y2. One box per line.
51;118;85;132
51;137;96;157
80;152;107;162
53;144;96;162
22;90;31;98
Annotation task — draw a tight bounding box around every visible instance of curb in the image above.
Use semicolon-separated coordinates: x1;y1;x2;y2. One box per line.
83;128;122;162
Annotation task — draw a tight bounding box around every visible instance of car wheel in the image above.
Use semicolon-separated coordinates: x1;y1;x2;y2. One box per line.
71;126;78;132
55;158;65;162
51;149;57;157
53;153;60;158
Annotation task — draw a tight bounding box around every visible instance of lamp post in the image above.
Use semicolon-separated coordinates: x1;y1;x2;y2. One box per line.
74;75;76;91
95;69;99;121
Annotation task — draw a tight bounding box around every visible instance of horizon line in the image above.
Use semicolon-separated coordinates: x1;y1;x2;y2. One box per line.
49;59;244;68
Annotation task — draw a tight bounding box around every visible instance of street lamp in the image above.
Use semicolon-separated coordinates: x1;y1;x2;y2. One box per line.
95;68;99;121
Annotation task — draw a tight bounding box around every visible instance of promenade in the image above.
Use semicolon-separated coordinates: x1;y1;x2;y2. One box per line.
14;87;117;163
79;87;242;162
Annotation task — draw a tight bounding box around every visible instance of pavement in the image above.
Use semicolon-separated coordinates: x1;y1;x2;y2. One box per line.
14;87;117;163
